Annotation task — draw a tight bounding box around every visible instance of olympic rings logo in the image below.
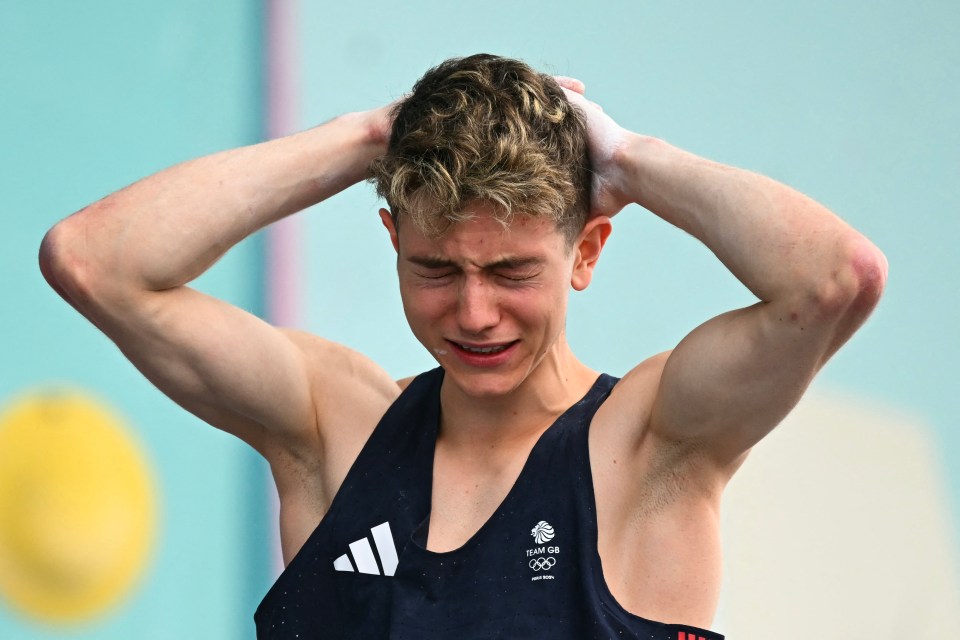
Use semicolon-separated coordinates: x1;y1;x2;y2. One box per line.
529;556;556;571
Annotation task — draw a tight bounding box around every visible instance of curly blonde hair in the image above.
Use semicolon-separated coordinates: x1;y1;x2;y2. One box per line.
369;54;590;244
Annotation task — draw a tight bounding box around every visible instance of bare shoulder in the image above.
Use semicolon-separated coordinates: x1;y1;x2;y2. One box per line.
592;350;733;488
396;375;418;391
590;349;727;508
591;350;672;442
270;328;401;476
278;328;400;403
590;352;676;499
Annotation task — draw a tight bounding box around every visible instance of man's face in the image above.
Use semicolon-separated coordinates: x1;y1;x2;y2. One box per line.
381;202;607;399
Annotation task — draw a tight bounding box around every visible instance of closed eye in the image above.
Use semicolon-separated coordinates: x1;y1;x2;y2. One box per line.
496;270;540;283
415;270;455;280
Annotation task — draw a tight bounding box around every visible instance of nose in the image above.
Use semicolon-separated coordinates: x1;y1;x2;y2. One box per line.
456;275;499;335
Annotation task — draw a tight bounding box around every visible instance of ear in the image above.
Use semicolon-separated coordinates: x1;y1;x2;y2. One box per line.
379;208;400;253
570;216;612;291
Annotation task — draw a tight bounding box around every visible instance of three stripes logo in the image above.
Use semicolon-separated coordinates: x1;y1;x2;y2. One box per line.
332;522;399;577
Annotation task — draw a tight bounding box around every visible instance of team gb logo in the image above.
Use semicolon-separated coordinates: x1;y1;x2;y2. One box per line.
531;521;555;544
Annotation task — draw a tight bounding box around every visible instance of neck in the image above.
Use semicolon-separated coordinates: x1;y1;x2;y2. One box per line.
438;337;597;452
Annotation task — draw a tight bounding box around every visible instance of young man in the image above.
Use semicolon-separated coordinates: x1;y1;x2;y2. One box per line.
40;55;886;639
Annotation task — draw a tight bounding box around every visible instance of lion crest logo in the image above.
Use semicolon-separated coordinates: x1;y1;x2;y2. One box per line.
530;521;555;544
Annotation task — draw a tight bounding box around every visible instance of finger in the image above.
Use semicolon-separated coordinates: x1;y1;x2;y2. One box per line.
561;87;585;104
553;75;585;95
562;87;604;115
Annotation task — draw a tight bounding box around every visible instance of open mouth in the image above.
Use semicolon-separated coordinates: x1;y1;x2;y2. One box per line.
452;342;512;355
442;339;520;370
446;340;519;360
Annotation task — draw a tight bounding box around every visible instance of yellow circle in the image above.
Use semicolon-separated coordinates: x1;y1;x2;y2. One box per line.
0;389;157;622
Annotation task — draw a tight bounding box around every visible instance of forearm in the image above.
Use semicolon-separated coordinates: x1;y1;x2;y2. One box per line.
616;134;886;307
44;110;385;295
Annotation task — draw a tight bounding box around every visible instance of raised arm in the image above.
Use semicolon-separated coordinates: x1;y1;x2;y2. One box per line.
38;107;400;465
564;84;887;471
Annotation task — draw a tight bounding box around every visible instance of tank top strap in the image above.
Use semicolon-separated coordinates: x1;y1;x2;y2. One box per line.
534;372;620;461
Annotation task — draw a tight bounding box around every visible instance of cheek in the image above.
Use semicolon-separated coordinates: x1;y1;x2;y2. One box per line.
506;286;568;327
399;282;453;326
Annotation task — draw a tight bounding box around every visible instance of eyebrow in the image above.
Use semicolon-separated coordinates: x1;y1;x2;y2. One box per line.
406;255;545;270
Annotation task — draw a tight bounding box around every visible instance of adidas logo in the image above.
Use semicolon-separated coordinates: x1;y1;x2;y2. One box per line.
332;522;399;576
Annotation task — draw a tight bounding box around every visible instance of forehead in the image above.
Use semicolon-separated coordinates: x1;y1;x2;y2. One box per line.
398;204;568;263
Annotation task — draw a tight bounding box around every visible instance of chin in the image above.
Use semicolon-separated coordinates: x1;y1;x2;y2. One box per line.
441;366;527;399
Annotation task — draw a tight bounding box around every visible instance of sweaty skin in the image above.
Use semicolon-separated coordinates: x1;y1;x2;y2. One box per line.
40;77;885;629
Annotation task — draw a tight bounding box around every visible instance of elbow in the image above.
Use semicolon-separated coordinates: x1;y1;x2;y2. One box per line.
813;237;887;321
39;222;76;300
39;218;98;308
850;240;888;309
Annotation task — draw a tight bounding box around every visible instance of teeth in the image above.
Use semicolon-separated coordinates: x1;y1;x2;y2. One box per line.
458;343;508;354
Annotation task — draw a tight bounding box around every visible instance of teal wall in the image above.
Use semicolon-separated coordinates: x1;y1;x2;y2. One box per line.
2;1;957;638
1;2;270;638
297;0;960;552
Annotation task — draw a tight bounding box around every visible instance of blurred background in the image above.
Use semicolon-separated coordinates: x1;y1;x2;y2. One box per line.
1;0;957;637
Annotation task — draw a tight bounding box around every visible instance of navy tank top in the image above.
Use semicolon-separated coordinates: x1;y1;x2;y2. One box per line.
255;368;724;640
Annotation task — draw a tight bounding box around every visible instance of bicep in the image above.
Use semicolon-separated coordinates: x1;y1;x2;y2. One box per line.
96;286;316;454
648;300;847;467
86;285;398;462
